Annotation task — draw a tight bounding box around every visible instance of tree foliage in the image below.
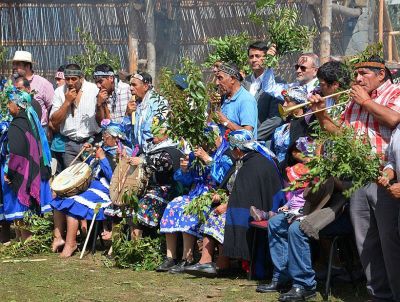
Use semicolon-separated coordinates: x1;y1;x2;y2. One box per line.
304;127;380;198
250;0;316;68
183;189;228;224
204;33;252;75
159;58;214;150
68;28;121;80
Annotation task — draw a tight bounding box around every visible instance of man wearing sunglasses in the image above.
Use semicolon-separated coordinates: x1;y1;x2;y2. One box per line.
262;53;320;101
93;64;131;123
50;64;101;166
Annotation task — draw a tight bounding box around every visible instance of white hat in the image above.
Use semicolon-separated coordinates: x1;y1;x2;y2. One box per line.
11;50;33;63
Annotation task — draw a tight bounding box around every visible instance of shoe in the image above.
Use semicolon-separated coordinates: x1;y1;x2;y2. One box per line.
169;259;195;274
279;286;316;302
256;281;290;293
155;257;177;272
184;262;217;278
250;206;268;221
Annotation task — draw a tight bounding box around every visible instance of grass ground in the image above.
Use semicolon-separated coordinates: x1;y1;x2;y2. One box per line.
0;253;368;302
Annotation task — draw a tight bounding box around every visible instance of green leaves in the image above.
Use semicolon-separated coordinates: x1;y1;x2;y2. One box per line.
0;212;54;258
204;33;251;75
110;219;165;270
250;1;316;68
67;28;121;80
183;189;228;224
305;127;380;198
159;58;213;150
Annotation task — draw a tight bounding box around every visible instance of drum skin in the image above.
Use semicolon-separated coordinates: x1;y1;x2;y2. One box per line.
51;163;92;197
110;157;148;206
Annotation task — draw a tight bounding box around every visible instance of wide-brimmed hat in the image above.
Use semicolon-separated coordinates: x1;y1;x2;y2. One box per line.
10;51;34;63
302;176;335;215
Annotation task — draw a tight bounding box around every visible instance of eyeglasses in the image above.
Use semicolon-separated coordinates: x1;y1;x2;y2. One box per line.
294;64;315;72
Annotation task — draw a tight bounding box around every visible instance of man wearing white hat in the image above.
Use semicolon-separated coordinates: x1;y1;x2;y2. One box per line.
11;50;54;128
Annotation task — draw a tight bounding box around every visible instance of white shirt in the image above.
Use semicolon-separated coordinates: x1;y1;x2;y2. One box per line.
50;80;101;141
385;125;400;182
249;71;265;96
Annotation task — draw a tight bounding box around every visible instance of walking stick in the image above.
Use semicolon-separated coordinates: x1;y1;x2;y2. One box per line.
80;203;101;259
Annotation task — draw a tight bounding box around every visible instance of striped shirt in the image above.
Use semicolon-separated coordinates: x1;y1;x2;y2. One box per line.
50;80;101;141
108;81;131;123
341;80;400;160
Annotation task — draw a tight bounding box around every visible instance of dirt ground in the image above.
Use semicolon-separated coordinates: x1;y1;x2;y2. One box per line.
0;253;368;302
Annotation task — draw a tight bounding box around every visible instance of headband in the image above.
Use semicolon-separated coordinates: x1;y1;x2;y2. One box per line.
354;62;386;70
218;64;242;81
55;71;64;80
131;73;152;84
93;71;114;78
64;69;83;77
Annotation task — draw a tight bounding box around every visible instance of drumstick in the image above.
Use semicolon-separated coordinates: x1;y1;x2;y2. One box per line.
69;148;86;167
69;138;95;167
80;203;101;259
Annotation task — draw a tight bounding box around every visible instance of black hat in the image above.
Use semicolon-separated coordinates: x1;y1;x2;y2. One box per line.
218;62;243;82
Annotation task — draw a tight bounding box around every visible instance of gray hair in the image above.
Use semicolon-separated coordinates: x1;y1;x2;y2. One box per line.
301;53;320;68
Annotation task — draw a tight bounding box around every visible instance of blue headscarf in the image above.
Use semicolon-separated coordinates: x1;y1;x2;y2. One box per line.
101;119;128;141
228;129;283;184
8;88;51;168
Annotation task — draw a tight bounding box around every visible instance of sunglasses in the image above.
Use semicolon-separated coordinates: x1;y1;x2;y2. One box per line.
294;64;315;72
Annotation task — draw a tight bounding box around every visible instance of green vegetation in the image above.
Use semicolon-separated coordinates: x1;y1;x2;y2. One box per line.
68;28;121;80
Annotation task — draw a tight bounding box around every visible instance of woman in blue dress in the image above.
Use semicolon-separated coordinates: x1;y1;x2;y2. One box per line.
51;120;131;257
0;88;52;241
157;125;234;273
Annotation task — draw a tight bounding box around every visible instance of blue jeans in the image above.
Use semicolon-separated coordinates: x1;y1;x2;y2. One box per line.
268;213;316;290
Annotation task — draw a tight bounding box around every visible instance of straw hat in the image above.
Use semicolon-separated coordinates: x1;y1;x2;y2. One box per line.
10;50;34;63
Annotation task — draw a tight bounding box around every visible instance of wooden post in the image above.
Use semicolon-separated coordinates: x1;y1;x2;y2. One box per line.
388;33;393;62
320;0;332;64
379;0;384;43
145;0;156;80
128;1;140;74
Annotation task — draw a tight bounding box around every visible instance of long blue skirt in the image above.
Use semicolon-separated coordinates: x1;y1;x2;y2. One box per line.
51;177;112;220
159;195;202;237
0;168;52;221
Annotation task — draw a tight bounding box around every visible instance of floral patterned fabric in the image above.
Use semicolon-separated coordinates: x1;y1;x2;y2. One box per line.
160;139;233;237
202;211;226;244
136;186;170;227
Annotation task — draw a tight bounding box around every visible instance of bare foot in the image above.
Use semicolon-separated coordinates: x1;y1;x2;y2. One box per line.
59;243;77;258
51;238;65;253
101;230;112;241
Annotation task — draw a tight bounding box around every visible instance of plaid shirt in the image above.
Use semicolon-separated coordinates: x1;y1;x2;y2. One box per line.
341;80;400;160
108;81;131;123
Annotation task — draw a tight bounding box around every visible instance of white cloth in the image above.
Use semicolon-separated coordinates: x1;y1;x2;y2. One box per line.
249;71;265;96
50;80;101;141
385;125;400;182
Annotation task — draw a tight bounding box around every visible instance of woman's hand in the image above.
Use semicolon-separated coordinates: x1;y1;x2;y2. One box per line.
194;147;212;164
83;142;93;150
278;205;289;212
95;148;106;160
212;193;221;204
214;203;228;215
129;156;142;166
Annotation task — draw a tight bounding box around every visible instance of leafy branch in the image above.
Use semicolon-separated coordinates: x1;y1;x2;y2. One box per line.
0;213;53;258
183;189;228;224
250;0;316;68
68;28;121;80
303;127;380;198
159;58;214;150
204;33;252;75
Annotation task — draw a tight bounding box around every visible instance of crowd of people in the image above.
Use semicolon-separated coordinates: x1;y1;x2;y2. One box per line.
0;42;400;302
